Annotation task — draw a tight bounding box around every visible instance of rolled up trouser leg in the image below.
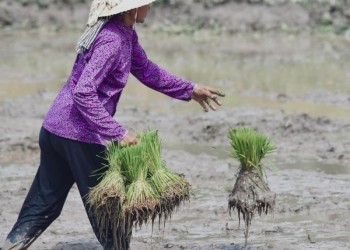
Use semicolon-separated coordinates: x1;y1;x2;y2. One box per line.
3;222;43;250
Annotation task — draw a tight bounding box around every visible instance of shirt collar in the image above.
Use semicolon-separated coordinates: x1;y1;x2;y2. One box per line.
113;16;134;37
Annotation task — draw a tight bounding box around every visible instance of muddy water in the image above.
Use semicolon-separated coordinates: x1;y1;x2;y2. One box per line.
1;29;350;249
284;162;350;175
131;157;350;249
2;80;350;121
1;30;350;117
1;159;348;250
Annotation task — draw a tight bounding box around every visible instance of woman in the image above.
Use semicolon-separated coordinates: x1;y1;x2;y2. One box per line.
2;0;224;249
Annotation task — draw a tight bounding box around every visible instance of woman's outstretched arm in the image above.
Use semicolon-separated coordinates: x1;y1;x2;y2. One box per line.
131;32;224;111
130;32;196;101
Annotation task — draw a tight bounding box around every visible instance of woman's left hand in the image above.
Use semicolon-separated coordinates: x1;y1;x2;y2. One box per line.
191;85;225;112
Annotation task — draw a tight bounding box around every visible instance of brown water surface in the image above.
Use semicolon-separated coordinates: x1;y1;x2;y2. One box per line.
1;29;350;249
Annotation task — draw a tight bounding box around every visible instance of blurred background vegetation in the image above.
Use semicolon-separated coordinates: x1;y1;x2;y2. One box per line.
1;0;350;35
1;0;350;114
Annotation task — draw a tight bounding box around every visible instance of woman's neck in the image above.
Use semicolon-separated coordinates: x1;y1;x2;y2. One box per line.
121;13;135;27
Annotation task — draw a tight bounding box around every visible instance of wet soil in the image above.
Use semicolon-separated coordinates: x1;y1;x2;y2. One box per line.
228;169;276;246
0;29;350;249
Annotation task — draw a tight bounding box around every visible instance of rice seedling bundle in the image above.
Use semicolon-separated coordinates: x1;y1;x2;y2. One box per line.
87;130;190;248
87;143;126;246
227;127;276;246
141;131;190;225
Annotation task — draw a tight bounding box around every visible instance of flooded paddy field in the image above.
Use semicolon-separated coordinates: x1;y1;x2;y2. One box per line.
0;29;350;249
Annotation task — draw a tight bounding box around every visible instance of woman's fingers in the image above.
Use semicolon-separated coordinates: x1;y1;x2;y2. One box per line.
192;85;225;112
204;98;217;111
120;133;139;147
199;100;209;112
210;94;222;106
201;91;219;112
206;88;224;106
208;87;226;97
121;140;138;147
204;90;222;107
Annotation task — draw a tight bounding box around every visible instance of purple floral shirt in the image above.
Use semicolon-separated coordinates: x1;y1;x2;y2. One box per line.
43;17;195;145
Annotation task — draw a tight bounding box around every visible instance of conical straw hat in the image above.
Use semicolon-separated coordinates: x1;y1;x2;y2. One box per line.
88;0;158;26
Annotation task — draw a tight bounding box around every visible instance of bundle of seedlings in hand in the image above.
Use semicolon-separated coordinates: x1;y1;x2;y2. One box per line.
87;143;126;244
117;142;159;228
228;127;276;245
141;131;190;226
87;131;191;248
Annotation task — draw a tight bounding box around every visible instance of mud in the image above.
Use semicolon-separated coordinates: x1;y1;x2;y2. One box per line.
1;27;350;250
228;169;276;246
1;152;350;249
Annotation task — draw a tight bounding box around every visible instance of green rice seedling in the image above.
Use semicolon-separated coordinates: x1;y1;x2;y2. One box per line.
87;142;129;248
88;130;191;247
150;167;190;227
139;130;188;196
140;131;190;226
105;141;123;170
116;141;159;227
228;127;276;180
124;148;159;212
227;127;276;246
87;169;126;244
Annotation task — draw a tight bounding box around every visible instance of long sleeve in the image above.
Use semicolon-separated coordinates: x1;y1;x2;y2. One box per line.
73;38;127;141
131;32;196;101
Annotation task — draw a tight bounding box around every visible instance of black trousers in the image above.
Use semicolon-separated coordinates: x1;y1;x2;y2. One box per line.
4;127;130;250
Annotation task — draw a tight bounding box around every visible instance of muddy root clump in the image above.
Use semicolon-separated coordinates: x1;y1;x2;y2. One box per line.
228;168;276;245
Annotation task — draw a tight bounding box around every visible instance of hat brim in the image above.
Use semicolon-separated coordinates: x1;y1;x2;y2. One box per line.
88;0;157;26
104;0;157;16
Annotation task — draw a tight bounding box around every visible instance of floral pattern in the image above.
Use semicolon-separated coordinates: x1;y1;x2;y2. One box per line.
43;17;195;145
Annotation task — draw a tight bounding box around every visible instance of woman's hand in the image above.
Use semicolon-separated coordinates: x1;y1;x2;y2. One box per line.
191;85;225;112
120;132;139;147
